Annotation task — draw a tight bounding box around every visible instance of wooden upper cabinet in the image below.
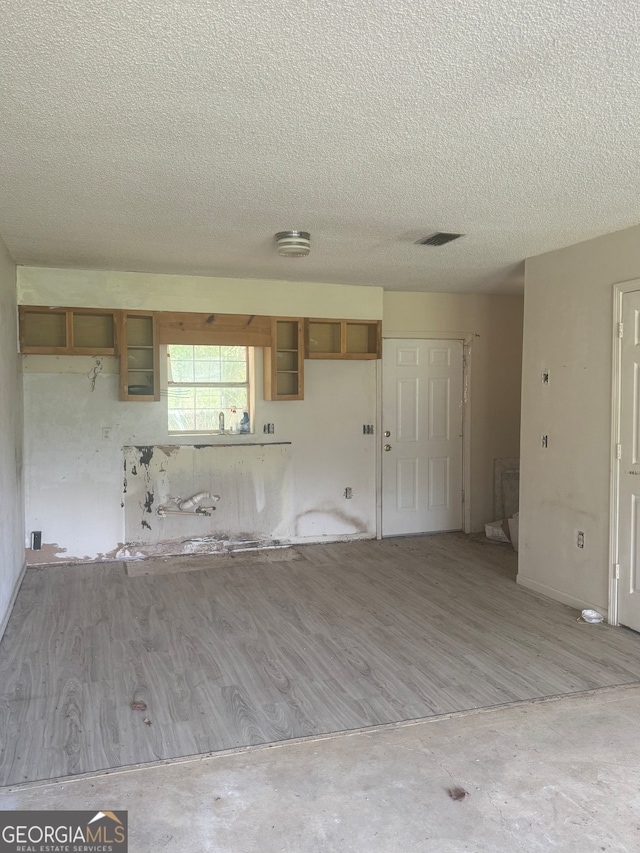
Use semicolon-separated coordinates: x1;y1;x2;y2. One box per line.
264;318;304;401
19;306;379;403
305;319;381;359
119;312;160;401
19;306;117;354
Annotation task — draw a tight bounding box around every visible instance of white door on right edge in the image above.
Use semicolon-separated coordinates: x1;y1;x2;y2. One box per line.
382;339;463;537
618;289;640;632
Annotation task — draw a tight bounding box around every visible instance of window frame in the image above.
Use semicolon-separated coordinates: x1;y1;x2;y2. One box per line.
166;344;253;436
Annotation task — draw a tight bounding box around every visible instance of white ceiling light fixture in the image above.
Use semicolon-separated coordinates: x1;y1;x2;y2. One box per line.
275;230;311;257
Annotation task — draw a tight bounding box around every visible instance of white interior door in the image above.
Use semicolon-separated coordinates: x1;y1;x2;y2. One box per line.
618;289;640;631
382;339;463;536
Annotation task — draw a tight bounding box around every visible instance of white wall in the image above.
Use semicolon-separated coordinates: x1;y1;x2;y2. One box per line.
520;223;640;615
383;292;524;531
0;237;24;636
20;267;381;562
23;349;377;564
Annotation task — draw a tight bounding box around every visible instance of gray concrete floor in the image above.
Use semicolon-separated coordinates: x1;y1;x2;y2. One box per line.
3;685;640;852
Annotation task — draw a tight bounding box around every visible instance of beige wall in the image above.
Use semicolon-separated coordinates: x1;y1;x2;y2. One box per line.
520;223;640;616
18;267;383;319
383;292;524;531
0;237;24;637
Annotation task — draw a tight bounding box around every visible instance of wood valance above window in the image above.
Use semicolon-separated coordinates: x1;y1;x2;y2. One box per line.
157;312;273;348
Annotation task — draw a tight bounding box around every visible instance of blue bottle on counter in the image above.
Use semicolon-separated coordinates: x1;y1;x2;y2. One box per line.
239;411;250;433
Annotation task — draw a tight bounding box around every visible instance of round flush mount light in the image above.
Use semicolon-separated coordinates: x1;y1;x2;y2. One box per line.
275;230;311;257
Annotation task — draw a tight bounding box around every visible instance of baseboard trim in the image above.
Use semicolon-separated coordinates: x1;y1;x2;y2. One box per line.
517;574;608;623
0;558;27;642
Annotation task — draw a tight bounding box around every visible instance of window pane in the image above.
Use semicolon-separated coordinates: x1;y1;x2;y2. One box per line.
195;388;223;409
170;359;195;383
168;409;196;431
167;344;250;433
168;387;196;409
168;345;248;384
169;345;195;359
221;388;248;411
225;346;246;360
220;358;247;382
195;409;218;432
194;345;220;360
194;359;221;382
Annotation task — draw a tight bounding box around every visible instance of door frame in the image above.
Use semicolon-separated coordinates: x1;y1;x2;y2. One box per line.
376;332;473;538
609;278;640;626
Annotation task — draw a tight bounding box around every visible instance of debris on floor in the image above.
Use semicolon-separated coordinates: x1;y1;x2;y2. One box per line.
485;514;519;552
130;701;147;712
579;609;604;624
143;718;152;726
485;519;511;543
447;787;469;801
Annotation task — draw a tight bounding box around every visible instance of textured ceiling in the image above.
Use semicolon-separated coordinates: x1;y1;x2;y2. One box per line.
1;0;639;293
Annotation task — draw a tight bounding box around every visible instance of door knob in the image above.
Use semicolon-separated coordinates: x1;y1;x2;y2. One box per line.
384;430;391;437
384;444;392;451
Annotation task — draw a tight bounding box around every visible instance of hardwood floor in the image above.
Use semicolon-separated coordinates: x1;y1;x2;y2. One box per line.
2;533;640;786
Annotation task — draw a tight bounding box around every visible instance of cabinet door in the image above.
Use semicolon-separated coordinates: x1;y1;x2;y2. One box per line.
264;318;304;400
119;312;160;401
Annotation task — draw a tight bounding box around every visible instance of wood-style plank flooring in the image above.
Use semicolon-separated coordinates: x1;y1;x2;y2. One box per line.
2;533;640;786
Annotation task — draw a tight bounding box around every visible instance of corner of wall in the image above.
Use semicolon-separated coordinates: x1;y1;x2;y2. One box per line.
0;234;24;639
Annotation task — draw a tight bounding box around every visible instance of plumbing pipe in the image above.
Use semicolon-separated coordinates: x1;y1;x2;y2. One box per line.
178;492;220;511
156;492;220;517
156;507;214;517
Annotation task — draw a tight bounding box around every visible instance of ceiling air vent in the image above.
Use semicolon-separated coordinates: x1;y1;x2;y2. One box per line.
415;232;464;246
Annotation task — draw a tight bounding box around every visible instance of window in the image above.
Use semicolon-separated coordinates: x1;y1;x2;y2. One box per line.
167;345;250;433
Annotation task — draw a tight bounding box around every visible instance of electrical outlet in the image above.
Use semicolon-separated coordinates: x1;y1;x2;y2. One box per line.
263;423;275;434
362;424;374;435
577;531;585;549
541;434;548;449
344;487;353;499
102;427;112;441
542;370;550;385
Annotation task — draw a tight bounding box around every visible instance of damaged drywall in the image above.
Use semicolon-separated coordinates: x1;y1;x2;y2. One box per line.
294;507;368;537
122;443;294;556
23;351;377;564
87;358;103;391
